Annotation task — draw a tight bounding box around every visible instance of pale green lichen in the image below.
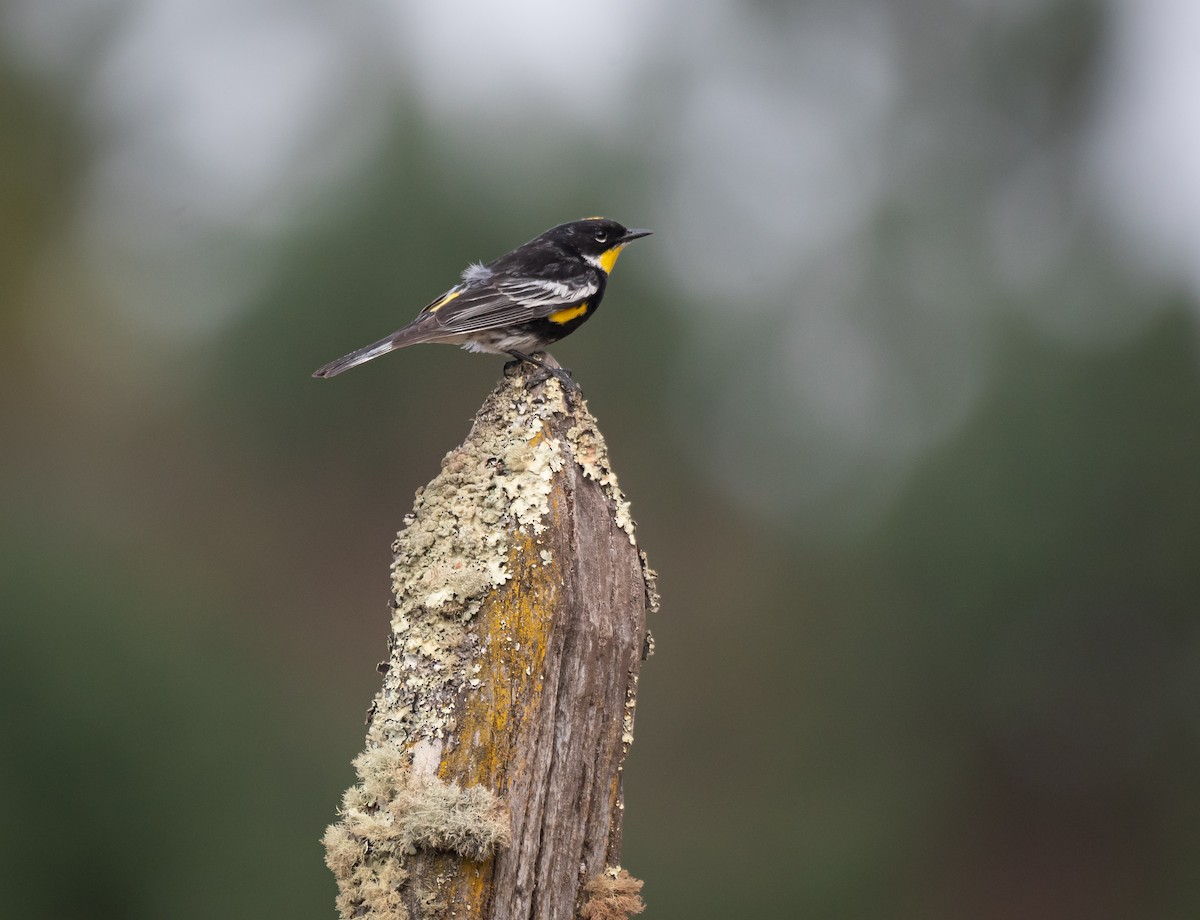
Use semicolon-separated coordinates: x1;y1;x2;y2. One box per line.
325;744;511;919
621;675;638;750
338;746;510;859
373;372;574;749
324;821;410;920
639;551;660;616
566;416;637;543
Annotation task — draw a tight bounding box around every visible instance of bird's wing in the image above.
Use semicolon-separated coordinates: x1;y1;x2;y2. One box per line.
421;276;600;334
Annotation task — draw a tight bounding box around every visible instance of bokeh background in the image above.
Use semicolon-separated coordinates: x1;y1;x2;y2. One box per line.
3;1;1200;917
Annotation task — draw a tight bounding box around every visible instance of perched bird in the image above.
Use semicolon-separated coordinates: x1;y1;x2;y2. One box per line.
312;217;652;383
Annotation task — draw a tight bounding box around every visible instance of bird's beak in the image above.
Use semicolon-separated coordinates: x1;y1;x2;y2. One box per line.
621;228;653;242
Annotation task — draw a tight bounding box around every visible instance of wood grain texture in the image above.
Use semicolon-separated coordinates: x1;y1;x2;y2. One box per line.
326;366;655;920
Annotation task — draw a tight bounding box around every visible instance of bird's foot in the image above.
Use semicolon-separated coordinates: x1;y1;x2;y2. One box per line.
507;351;580;394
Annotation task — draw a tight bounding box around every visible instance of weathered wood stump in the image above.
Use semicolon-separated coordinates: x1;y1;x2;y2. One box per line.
324;365;657;920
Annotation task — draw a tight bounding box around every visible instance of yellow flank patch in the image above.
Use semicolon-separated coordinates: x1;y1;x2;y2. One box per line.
597;244;625;274
427;289;461;313
548;303;590;325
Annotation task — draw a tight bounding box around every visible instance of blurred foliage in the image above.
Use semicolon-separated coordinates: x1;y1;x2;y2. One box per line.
0;59;83;343
2;2;1199;919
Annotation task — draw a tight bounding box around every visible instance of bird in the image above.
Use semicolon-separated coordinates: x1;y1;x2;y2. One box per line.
312;217;652;385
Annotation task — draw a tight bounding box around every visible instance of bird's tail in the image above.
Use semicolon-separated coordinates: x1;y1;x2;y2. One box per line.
312;331;413;378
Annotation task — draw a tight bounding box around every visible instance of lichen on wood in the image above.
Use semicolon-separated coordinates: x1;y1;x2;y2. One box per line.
325;365;656;920
580;868;646;920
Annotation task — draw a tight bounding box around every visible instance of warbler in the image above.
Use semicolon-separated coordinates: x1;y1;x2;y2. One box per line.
312;217;652;383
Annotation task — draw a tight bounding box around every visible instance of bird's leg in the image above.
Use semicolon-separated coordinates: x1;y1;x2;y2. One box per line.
507;351;579;392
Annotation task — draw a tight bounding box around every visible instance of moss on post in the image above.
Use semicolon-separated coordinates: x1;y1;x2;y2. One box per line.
325;365;656;920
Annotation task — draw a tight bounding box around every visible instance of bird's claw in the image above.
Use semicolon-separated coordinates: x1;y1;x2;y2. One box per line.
506;351;580;394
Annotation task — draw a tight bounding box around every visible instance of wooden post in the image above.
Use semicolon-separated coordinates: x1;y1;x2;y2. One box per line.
324;364;657;920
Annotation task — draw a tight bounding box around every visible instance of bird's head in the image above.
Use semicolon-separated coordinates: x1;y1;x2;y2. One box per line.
545;218;652;274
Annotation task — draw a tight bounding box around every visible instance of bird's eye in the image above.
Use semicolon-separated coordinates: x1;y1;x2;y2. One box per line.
594;229;609;243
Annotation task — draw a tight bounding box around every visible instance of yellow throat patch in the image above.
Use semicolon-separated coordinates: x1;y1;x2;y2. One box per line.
597;244;626;274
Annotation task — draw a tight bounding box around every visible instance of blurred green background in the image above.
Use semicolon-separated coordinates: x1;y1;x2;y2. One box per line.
3;1;1200;917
